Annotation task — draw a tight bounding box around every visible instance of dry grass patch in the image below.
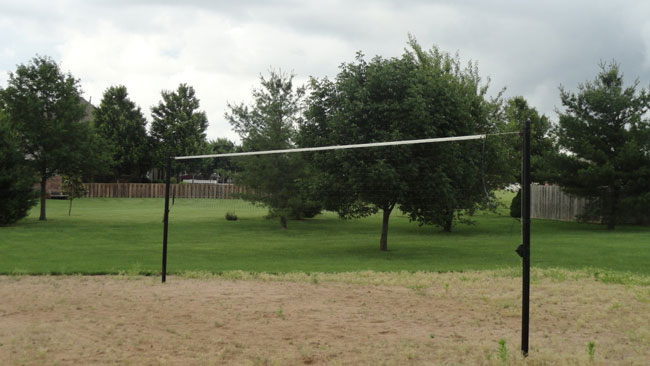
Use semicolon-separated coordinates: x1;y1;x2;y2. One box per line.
0;269;648;365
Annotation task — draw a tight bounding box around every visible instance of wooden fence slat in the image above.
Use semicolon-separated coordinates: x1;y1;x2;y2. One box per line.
84;183;246;199
530;184;590;222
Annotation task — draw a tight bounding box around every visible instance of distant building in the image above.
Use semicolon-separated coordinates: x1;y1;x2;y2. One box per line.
79;96;96;123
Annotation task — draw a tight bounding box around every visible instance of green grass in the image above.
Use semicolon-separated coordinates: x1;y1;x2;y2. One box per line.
0;197;649;275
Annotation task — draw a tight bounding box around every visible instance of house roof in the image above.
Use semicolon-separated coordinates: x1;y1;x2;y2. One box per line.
79;97;96;123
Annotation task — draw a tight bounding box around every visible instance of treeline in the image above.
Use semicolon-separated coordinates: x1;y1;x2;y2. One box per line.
0;56;234;222
2;38;649;246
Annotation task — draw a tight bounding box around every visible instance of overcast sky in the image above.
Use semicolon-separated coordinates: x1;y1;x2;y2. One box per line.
2;0;649;141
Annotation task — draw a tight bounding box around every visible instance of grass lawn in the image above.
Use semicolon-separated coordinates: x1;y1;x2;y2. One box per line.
0;197;649;275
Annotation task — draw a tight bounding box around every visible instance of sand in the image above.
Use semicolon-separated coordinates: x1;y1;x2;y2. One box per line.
0;270;648;365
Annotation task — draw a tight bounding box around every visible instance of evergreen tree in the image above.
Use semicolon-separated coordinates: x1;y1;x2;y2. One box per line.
0;111;37;225
94;85;151;182
554;62;650;229
226;71;318;229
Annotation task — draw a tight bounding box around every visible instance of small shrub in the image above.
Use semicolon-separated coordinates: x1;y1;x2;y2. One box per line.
62;175;88;216
498;339;507;363
587;341;595;362
289;203;322;219
225;212;238;221
510;189;521;218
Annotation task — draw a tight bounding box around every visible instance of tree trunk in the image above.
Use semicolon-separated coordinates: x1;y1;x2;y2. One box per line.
39;174;47;221
606;187;618;230
443;210;453;232
379;203;395;251
443;218;453;232
68;199;73;216
280;216;287;230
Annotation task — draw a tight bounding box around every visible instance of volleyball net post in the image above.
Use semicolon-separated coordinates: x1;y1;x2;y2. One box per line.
161;155;172;283
519;120;532;356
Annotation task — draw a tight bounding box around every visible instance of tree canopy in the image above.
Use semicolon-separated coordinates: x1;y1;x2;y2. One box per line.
94;85;151;182
150;83;209;170
501;96;558;217
0;55;108;220
0;109;37;225
503;96;557;182
553;62;650;229
205;138;241;183
300;39;508;250
226;71;319;228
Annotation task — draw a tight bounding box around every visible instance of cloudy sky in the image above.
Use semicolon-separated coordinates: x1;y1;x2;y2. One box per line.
2;0;649;141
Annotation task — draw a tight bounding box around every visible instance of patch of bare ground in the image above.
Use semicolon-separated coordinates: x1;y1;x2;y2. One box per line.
0;269;648;365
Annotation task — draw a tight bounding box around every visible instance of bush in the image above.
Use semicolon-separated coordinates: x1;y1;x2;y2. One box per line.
0;121;37;225
225;212;238;221
289;204;322;219
510;189;521;218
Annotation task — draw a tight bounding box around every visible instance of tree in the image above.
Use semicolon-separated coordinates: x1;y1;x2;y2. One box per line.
206;138;241;183
0;110;37;225
150;83;209;174
301;38;507;250
501;97;559;217
93;85;151;182
553;62;650;229
61;174;87;216
225;71;318;229
0;55;109;221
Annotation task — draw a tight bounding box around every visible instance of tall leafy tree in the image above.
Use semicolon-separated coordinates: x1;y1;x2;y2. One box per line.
205;138;241;182
553;62;650;229
502;97;559;217
504;97;557;181
226;71;318;229
0;110;37;225
301;39;507;250
94;85;151;182
0;55;108;220
150;83;209;173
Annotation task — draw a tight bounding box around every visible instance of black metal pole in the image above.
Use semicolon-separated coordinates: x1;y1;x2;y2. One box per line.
521;119;531;355
162;156;172;283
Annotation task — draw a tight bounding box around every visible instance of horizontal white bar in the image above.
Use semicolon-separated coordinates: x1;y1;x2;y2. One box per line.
174;134;487;160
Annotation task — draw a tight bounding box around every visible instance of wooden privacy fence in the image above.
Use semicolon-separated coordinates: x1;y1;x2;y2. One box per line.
530;184;590;222
84;183;247;199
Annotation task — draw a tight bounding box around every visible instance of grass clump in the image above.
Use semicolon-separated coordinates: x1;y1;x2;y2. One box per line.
225;211;238;221
497;339;507;363
587;341;596;362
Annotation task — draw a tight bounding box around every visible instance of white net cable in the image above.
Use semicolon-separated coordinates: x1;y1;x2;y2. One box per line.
174;134;502;160
169;131;520;212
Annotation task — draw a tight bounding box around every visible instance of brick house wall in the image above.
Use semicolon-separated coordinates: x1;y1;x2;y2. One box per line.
46;175;62;195
33;175;63;197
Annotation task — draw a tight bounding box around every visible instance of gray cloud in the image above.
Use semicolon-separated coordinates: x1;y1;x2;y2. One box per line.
1;0;649;140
